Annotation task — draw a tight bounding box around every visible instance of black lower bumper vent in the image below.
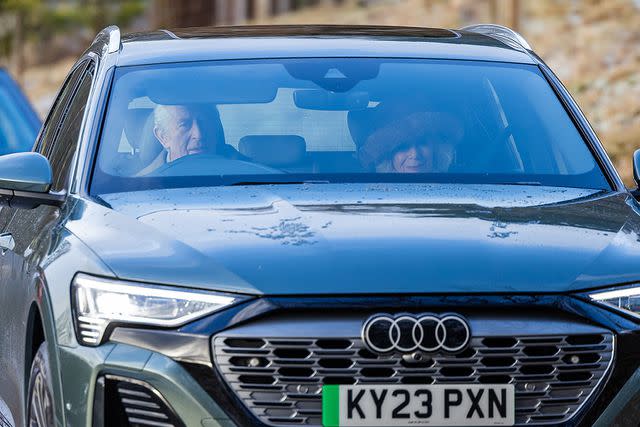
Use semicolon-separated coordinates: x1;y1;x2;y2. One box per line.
93;375;184;427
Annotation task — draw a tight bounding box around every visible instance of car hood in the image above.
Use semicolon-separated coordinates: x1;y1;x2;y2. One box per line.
67;184;640;295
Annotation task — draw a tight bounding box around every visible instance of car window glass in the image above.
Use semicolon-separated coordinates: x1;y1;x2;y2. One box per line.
36;62;87;157
92;59;610;194
48;63;94;191
220;88;355;152
489;70;594;174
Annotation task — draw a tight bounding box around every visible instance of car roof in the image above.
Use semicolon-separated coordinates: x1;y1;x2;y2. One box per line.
115;25;536;67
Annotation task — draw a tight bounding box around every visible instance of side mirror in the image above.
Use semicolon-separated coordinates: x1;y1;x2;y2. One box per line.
0;152;65;208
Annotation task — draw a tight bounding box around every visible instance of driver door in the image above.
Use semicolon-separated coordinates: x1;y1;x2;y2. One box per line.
0;59;94;427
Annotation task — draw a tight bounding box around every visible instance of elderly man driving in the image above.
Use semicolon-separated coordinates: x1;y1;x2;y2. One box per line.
138;104;238;175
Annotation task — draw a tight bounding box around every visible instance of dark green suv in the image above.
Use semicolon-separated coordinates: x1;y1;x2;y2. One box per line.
0;24;639;427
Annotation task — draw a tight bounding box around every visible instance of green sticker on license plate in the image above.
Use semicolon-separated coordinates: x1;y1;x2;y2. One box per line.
322;385;341;426
322;384;514;426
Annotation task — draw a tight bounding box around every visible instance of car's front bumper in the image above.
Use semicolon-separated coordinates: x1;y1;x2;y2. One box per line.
60;294;640;427
58;343;234;427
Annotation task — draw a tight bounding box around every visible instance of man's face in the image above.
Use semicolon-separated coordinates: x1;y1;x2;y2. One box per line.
154;106;212;162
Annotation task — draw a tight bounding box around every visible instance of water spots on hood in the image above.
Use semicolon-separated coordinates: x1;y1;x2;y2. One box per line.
487;220;518;239
100;183;604;219
488;230;518;239
226;216;318;246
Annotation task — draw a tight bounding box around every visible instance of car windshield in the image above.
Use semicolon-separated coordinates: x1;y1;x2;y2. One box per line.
91;58;610;194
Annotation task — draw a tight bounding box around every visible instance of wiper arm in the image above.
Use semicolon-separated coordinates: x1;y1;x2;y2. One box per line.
91;194;113;209
229;180;331;186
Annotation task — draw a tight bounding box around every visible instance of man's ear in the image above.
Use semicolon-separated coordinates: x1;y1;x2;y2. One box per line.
153;126;170;149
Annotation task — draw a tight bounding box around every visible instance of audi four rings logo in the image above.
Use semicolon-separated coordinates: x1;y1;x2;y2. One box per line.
361;313;471;354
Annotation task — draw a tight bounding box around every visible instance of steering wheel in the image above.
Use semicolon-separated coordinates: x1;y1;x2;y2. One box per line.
150;152;283;177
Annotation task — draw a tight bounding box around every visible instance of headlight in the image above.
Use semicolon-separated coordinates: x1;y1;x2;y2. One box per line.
72;274;244;346
588;284;640;317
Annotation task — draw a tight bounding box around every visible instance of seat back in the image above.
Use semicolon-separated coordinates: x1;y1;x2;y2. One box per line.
239;135;307;168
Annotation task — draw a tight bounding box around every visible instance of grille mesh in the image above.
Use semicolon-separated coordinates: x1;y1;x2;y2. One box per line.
213;333;613;426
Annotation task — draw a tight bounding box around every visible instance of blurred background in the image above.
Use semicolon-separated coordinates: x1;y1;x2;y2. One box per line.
0;0;638;184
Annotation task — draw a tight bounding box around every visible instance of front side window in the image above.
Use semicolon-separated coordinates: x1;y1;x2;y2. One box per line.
36;63;86;158
48;64;94;191
91;58;609;194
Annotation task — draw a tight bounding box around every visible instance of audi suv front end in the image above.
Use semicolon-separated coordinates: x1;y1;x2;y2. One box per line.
0;25;639;427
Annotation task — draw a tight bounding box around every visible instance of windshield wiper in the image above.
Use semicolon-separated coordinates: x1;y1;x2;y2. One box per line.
229;180;331;186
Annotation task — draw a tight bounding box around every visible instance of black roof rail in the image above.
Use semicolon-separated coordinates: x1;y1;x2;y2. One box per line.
460;24;531;51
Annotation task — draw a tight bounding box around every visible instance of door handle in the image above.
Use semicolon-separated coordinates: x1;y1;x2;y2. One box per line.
0;233;15;252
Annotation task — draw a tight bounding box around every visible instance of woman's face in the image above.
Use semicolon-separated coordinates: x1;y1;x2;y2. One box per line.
392;143;433;173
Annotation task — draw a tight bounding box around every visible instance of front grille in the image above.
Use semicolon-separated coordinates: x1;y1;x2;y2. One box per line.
213;331;613;426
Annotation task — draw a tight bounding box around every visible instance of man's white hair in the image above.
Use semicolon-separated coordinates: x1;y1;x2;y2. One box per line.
153;104;175;135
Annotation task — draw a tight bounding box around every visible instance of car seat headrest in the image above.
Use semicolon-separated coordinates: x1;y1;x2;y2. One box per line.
238;135;306;167
123;108;153;152
138;112;163;166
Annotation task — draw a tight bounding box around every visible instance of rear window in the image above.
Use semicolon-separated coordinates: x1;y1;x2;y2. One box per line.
91;58;609;194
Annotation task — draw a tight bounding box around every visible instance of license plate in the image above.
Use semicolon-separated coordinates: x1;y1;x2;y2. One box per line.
322;384;515;426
